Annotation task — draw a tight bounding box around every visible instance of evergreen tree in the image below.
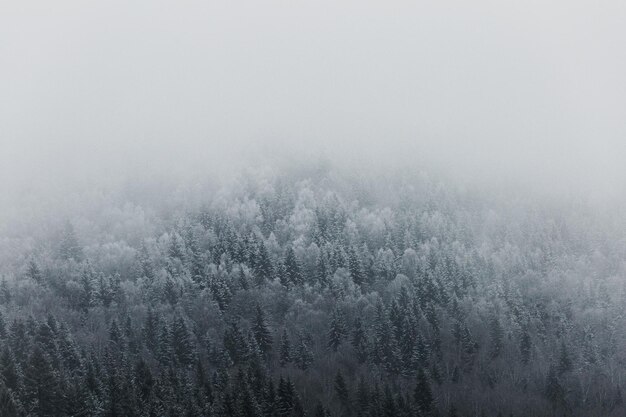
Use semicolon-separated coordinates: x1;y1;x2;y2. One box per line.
334;370;350;408
26;260;43;284
59;222;83;261
172;315;195;366
283;247;302;286
294;333;313;371
519;326;532;365
351;317;369;363
488;314;503;359
348;247;364;286
157;323;173;366
316;255;329;287
545;363;566;411
254;240;274;283
143;308;161;353
224;321;248;365
79;266;95;312
356;376;370;416
135;357;154;404
23;346;59;416
327;308;347;352
277;377;294;417
252;305;273;356
0;347;21;393
414;368;434;416
557;341;572;375
0;385;20;417
279;329;292;367
262;379;277;417
382;384;397;417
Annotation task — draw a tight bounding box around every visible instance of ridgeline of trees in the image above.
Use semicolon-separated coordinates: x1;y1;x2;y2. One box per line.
0;169;624;417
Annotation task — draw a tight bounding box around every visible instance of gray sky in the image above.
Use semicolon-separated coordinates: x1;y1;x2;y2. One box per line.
1;0;625;200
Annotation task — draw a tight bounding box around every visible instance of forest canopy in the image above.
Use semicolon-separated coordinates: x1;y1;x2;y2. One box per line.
0;164;624;417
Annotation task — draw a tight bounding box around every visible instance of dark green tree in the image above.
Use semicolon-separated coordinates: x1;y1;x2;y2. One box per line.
279;329;291;367
327;308;347;352
252;305;273;356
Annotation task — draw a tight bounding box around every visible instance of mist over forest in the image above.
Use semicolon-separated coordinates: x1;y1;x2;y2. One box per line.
1;1;626;416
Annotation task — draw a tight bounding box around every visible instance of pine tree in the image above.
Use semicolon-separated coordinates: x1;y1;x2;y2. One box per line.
236;382;263;417
143;308;161;353
0;311;7;340
348;247;364;286
135;357;154;403
262;379;277;417
26;260;43;284
0;279;11;305
254;240;274;283
283;247;302;286
545;363;565;410
356;376;370;416
223;321;248;365
137;242;155;281
382;384;397;417
172;315;195;366
59;222;83;261
0;385;20;417
557;341;572;374
279;329;292;367
351;317;369;363
57;322;81;371
23;346;59;416
488;314;503;359
79;266;95;312
327;308;347;352
414;368;434;416
157;323;173;366
313;402;330;417
188;232;205;284
106;316;121;342
163;276;179;306
0;347;21;392
334;370;350;408
316;255;329;287
519;326;532;365
460;325;478;372
277;377;294;417
252;305;273;356
294;333;313;371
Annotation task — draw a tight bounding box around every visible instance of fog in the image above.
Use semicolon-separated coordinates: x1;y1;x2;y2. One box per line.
2;0;626;202
3;4;626;415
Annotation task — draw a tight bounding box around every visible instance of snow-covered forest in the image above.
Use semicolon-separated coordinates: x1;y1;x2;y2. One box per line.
3;1;626;416
0;165;624;417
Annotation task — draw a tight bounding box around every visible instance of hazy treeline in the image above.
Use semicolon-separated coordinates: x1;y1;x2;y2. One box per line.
0;165;624;417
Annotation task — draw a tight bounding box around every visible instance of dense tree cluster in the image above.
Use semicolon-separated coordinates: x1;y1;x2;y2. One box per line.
0;168;624;416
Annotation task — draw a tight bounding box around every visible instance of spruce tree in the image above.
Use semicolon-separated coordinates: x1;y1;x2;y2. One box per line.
414;368;434;416
545;363;565;410
279;329;292;367
351;317;369;363
348;247;364;286
327;308;347;352
172;315;195;366
334;370;350;408
252;305;273;356
557;341;572;374
519;326;532;365
23;346;59;416
26;260;43;284
283;247;302;286
294;333;313;371
488;314;503;359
